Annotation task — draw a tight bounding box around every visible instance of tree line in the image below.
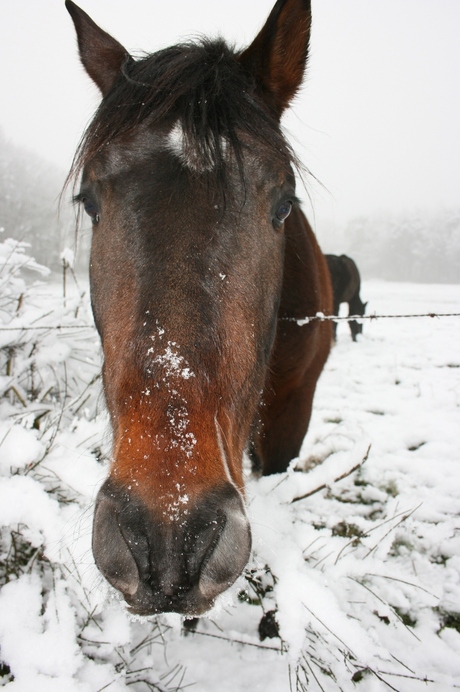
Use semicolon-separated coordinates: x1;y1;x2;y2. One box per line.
339;209;460;283
0;131;91;273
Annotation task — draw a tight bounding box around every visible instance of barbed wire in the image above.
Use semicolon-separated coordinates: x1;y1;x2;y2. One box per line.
281;311;460;325
0;324;95;331
1;311;460;332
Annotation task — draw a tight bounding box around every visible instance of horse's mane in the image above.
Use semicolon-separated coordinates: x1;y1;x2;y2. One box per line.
69;38;295;189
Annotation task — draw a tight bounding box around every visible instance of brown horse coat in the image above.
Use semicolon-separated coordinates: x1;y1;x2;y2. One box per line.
66;0;332;616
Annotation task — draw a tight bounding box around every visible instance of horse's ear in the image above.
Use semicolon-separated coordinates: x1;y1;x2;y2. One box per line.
238;0;311;118
65;0;129;96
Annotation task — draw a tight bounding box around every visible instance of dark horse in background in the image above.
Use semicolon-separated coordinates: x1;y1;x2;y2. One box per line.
326;254;367;341
66;0;332;617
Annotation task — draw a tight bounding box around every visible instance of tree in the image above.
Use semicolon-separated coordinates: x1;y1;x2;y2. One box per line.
0;130;71;270
344;209;460;283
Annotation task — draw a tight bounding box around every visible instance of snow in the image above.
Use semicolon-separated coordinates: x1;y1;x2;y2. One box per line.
1;256;460;691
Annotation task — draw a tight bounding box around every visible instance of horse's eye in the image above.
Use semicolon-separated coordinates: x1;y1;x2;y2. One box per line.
273;200;293;228
83;198;100;224
76;194;100;224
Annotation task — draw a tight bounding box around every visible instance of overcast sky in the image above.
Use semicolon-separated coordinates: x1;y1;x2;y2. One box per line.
1;0;459;232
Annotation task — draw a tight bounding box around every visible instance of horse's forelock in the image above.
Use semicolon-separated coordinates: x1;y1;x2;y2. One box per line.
68;38;295;188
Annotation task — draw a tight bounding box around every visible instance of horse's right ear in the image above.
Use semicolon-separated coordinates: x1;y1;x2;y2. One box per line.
238;0;311;118
65;0;129;96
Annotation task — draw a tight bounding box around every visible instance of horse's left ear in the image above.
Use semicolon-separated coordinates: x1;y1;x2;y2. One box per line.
65;0;130;96
238;0;311;118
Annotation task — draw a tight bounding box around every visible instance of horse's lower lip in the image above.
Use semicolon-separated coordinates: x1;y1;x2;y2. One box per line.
127;603;160;616
126;599;210;617
123;584;207;617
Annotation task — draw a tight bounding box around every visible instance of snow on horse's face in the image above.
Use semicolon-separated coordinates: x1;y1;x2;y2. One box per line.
67;0;331;615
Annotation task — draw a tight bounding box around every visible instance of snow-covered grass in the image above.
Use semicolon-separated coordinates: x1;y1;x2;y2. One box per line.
0;241;459;691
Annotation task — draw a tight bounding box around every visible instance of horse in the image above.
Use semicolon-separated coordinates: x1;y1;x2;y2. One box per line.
325;254;367;341
66;0;332;617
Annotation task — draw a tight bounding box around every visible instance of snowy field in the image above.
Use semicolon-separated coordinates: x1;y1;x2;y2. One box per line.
0;243;459;691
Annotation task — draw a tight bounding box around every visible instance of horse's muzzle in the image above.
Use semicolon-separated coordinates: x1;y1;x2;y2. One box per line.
92;478;251;616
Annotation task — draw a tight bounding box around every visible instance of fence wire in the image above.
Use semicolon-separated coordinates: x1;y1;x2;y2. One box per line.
1;312;460;332
281;312;460;326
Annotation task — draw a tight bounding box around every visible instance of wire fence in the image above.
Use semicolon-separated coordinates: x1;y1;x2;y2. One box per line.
0;324;95;331
2;311;460;332
281;311;460;326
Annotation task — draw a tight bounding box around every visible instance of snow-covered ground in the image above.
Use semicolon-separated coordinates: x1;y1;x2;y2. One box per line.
0;248;459;691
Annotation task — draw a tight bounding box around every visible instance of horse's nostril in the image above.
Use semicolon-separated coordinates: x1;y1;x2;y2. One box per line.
92;490;140;597
185;513;227;578
193;489;252;602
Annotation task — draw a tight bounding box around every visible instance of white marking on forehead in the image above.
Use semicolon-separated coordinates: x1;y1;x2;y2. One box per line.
166;121;207;171
167;121;186;160
165;120;227;172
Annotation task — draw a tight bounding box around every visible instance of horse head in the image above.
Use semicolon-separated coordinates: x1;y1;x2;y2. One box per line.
66;0;313;616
